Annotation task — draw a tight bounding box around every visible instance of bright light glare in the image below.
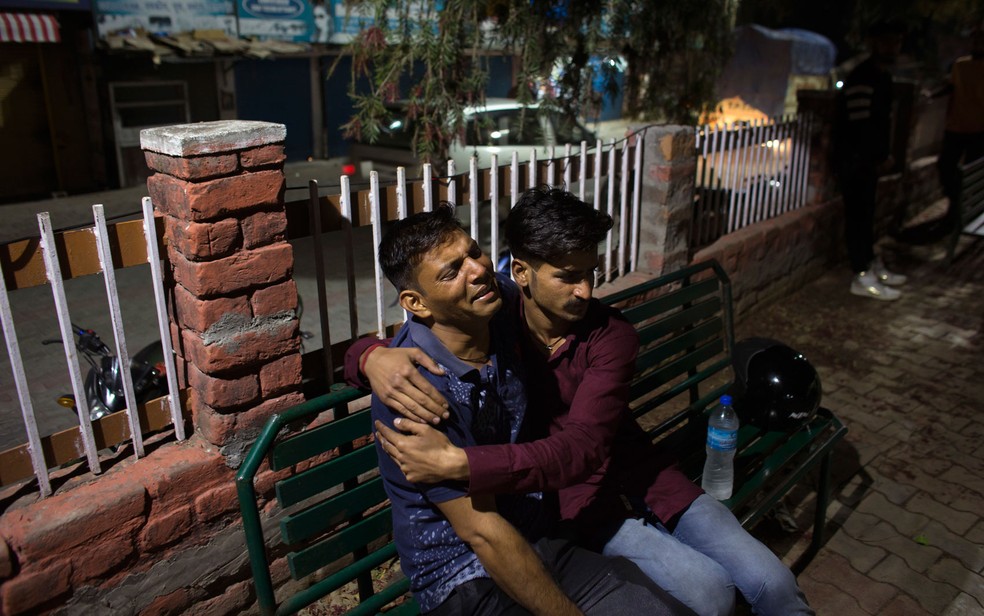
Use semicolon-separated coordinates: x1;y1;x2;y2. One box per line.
388;120;403;130
835;80;844;89
490;130;502;139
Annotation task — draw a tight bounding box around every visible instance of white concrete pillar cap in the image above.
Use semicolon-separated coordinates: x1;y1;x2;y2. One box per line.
140;120;287;157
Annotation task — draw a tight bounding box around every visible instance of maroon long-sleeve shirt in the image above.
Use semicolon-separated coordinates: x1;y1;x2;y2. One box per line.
344;274;702;532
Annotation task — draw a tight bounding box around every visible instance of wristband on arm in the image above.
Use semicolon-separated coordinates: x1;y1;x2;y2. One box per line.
359;342;386;378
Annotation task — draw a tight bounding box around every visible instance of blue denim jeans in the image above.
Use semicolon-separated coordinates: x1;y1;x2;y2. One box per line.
600;494;814;616
428;537;694;615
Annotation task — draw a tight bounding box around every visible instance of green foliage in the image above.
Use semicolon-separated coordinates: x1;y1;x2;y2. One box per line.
336;0;735;161
609;0;734;123
336;1;488;162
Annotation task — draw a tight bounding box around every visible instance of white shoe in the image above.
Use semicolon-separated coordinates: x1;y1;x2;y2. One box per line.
851;271;902;301
872;257;907;286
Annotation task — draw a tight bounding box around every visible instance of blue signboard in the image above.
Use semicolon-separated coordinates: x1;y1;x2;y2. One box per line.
94;0;236;37
236;0;315;41
90;0;442;43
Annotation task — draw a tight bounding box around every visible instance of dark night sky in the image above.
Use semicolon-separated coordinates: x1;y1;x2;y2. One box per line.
736;0;981;70
737;0;858;58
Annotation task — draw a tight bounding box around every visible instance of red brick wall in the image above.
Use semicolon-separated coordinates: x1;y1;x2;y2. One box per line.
693;160;942;324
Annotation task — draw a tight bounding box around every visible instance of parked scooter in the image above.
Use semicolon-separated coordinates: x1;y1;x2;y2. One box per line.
44;325;167;421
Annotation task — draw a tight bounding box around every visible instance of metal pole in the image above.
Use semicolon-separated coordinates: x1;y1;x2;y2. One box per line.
490;154;500;272
93;204;144;457
307;180;333;384
141;197;185;441
369;172;386;338
38;212;101;473
0;258;52;495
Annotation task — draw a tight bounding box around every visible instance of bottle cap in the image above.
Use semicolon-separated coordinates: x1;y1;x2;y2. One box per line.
720;395;732;406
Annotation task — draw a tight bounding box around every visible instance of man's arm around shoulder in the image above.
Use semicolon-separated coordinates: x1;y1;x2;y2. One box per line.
436;494;582;616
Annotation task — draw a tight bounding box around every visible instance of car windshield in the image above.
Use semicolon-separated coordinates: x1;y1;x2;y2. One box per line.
464;108;544;147
358;104;596;150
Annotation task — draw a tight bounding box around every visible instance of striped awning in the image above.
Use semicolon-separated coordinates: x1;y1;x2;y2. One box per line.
0;12;60;43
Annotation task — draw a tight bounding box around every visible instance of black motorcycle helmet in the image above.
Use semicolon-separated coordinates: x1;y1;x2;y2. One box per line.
731;337;822;432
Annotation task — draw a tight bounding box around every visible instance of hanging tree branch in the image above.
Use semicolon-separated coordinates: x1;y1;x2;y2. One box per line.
337;0;734;161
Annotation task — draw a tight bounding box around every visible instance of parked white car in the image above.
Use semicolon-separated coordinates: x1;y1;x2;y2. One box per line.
348;98;597;182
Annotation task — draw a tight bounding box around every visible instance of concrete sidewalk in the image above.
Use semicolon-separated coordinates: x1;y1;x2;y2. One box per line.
739;237;984;614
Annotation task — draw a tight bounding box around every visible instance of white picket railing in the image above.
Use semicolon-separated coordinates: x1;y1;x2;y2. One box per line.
693;114;813;248
0;204;184;496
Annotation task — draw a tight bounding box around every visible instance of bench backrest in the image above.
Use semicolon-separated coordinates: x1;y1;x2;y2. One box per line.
602;260;735;442
960;155;984;225
236;384;415;616
601;260;850;531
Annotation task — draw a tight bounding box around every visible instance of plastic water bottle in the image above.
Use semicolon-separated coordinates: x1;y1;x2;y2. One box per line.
702;395;739;500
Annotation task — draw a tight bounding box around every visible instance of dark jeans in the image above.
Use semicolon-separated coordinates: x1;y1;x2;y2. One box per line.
426;537;695;616
839;165;878;274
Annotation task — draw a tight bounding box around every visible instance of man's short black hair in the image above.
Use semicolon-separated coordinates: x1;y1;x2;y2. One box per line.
379;205;464;292
505;186;614;265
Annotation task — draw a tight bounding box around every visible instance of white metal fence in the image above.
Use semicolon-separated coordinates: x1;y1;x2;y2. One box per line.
693;114;813;248
0;202;184;496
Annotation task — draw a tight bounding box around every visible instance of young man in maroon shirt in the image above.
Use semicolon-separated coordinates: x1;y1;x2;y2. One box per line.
346;187;812;616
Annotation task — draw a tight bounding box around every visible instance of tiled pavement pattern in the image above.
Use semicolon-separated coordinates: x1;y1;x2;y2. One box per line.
737;236;984;615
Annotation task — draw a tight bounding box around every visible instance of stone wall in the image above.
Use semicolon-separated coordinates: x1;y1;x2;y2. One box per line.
692;167;941;326
0;445;243;614
693;198;842;320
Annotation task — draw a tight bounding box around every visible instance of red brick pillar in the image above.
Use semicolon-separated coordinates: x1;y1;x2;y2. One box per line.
636;125;697;276
140;121;304;455
796;89;838;205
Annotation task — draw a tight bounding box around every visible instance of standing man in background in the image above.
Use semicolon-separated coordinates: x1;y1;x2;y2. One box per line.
937;25;984;230
834;20;908;300
900;24;984;245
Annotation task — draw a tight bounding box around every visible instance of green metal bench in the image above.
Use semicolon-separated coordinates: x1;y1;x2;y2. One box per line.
602;259;848;570
236;384;418;616
947;155;984;264
236;259;847;613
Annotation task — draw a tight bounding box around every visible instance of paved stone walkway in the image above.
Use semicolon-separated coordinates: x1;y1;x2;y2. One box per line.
737;236;984;615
